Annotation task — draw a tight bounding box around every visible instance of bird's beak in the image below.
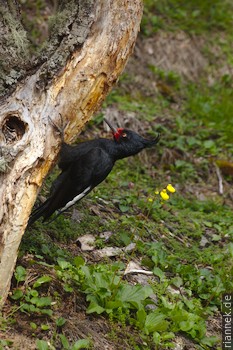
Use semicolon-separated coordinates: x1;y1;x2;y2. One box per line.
103;118;117;134
143;133;160;148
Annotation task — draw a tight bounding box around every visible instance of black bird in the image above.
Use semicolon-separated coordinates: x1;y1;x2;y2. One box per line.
28;118;160;226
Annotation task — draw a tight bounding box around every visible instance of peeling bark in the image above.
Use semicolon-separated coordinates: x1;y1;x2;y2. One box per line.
0;0;143;306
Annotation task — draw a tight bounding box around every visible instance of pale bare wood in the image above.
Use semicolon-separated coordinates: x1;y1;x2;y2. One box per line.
0;0;143;306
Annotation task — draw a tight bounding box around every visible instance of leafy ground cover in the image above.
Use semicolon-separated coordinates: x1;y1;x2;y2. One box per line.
1;1;233;349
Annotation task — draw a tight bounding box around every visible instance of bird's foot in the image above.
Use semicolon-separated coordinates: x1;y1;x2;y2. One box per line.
48;114;69;142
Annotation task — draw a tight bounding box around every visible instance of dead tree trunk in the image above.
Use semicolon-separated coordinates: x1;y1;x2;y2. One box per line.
0;0;143;307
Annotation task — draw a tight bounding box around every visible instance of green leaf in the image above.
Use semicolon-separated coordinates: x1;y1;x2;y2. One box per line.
30;297;41;305
33;276;52;288
183;298;195;310
153;267;165;280
36;339;49;350
119;231;131;245
56;317;66;327
105;300;123;312
73;256;85;267
72;339;91;350
136;308;147;327
57;260;71;269
87;302;105;314
41;324;50;331
116;284;153;309
152;332;161;345
203;221;212;228
30;289;39;297
11;289;24;300
170;307;188;323
160;296;174;310
199;293;211;300
145;312;169;334
212;234;221;241
171;276;183;287
21;303;37;313
40;309;53;317
0;339;13;347
200;336;219;346
14;266;26;283
64;284;74;293
30;322;37;330
59;334;70;349
119;204;129;213
180;319;195;331
35;297;52;308
203;140;215;149
161;332;175;341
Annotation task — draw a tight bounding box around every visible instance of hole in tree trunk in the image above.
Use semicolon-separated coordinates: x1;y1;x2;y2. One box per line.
2;115;27;143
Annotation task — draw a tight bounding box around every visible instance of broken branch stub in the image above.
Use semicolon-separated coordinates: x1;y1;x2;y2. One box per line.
0;0;143;307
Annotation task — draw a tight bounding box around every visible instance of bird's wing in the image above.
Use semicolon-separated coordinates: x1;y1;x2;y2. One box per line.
57;147;114;214
58;140;96;171
58;143;77;171
29;148;114;223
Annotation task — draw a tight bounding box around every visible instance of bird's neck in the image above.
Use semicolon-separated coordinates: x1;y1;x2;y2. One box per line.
103;139;140;160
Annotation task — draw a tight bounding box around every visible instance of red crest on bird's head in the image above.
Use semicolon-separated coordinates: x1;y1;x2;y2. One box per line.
103;118;125;142
112;128;124;141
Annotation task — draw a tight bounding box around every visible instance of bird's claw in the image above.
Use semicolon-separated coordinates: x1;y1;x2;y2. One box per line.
48;114;69;142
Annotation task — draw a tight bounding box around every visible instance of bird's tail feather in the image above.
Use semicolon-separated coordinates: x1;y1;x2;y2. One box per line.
27;199;50;227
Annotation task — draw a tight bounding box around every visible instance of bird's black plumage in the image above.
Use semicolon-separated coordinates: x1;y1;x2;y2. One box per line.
28;120;159;226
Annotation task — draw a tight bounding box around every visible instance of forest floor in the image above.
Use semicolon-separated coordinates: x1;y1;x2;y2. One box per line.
1;1;233;350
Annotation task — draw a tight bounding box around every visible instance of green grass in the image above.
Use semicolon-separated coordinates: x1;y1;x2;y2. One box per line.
186;79;233;143
142;0;233;35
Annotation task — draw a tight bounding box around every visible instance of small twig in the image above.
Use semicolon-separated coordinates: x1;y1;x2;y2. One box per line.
214;163;223;195
124;261;153;276
124;269;153;276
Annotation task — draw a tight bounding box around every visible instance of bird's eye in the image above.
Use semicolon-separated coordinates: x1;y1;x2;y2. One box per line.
122;132;127;138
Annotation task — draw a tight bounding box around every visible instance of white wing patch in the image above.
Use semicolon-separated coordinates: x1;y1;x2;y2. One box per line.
59;186;91;214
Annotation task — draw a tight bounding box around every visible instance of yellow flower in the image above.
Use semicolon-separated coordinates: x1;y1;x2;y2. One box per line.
148;198;153;202
154;190;159;195
167;184;176;193
160;189;170;201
